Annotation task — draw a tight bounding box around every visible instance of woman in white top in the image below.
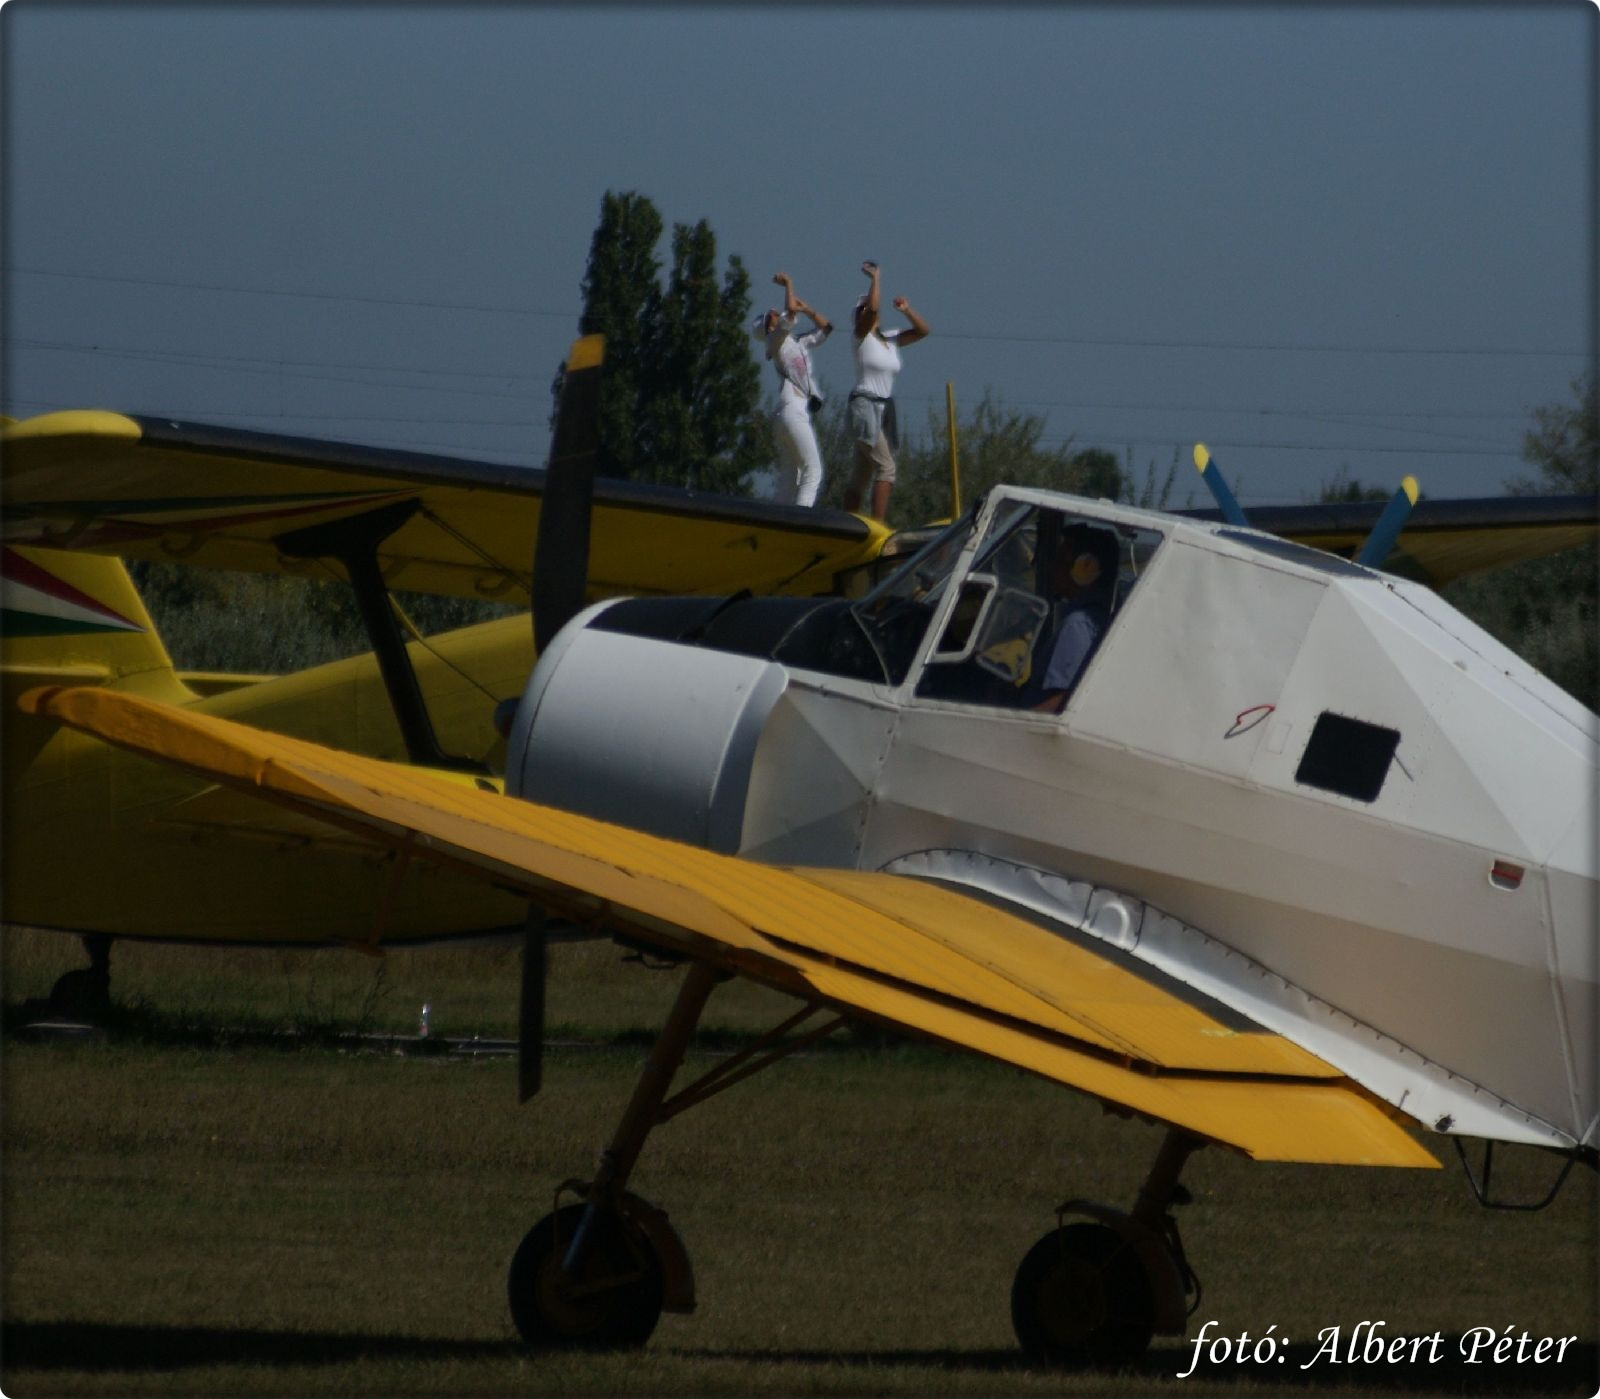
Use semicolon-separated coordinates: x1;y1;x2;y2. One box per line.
756;272;831;507
845;260;929;521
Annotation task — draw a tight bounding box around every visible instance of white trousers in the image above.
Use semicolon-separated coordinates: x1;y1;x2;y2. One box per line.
773;401;824;507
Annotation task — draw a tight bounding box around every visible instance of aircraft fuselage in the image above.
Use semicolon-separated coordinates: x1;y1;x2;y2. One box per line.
509;487;1599;1155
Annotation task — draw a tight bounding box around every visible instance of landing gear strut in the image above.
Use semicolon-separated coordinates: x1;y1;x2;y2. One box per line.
1011;1129;1202;1368
507;962;846;1349
42;934;113;1023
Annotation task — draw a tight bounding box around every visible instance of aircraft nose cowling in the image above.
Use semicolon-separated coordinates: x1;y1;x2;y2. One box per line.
505;599;789;853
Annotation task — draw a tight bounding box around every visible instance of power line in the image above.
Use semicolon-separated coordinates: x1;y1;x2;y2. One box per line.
894;392;1517;454
14;335;1542;435
1055;434;1521;460
15;335;536;385
10;265;574;320
15;336;539;403
12;264;1585;358
935;330;1585;358
6;390;1518;464
1;396;540;450
895;390;1533;422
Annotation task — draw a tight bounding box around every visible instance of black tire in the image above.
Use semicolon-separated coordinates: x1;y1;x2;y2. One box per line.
507;1202;665;1350
1010;1221;1154;1368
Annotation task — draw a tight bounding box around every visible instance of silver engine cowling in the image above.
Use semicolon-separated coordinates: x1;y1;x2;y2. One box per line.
505;598;792;853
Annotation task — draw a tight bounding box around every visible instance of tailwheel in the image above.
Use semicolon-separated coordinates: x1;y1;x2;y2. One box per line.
508;1202;664;1350
1010;1221;1154;1368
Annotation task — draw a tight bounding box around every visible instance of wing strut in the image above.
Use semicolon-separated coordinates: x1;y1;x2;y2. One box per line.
275;499;484;773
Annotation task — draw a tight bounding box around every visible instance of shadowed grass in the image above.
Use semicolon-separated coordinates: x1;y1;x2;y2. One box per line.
3;1032;1595;1397
2;924;799;1043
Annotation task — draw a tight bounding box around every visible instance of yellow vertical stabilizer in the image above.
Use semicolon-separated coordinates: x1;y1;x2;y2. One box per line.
2;546;189;699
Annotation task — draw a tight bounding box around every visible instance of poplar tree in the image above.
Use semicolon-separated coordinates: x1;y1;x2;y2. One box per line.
639;220;764;493
561;193;762;494
557;190;663;481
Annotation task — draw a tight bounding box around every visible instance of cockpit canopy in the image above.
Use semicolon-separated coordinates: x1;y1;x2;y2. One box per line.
851;494;1165;705
588;490;1165;708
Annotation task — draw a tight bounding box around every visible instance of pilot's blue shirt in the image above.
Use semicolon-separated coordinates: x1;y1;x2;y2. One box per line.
1040;603;1108;695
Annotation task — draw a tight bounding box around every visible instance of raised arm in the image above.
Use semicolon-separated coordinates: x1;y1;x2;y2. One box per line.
775;272;830;335
773;271;801;319
854;260;881;338
892;295;929;347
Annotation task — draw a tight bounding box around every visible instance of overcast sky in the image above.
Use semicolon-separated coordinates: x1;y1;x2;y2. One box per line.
4;3;1593;507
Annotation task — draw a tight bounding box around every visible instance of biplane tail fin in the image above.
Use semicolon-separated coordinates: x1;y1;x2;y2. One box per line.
1;545;188;698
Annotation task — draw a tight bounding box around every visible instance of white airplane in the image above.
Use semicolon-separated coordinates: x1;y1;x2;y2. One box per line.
514;477;1597;1165
495;470;1597;1355
9;339;1597;1366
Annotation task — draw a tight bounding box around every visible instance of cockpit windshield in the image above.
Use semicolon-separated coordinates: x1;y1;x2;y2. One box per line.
845;494;1166;702
856;512;976;615
844;508;984;684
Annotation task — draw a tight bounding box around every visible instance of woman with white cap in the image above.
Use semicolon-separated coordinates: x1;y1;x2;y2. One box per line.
755;272;831;507
844;260;929;521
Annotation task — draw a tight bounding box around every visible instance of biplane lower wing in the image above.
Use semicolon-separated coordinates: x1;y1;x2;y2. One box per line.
21;683;1436;1170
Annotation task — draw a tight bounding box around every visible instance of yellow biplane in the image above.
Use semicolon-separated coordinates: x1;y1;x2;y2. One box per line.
3;338;1595;1365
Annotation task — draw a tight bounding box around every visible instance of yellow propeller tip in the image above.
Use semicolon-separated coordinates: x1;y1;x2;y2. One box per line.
1193;443;1210;471
567;335;605;372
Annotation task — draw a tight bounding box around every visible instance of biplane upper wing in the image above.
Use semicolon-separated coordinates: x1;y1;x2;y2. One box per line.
0;410;889;602
1178;495;1598;587
5;412;1594;602
21;682;1437;1171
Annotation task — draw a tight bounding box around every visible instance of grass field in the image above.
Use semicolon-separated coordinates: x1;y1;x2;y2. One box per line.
3;927;1596;1397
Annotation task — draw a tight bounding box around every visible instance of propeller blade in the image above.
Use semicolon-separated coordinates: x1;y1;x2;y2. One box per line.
1193;443;1250;528
518;906;548;1104
523;335;602;1101
1355;475;1420;570
533;335;606;655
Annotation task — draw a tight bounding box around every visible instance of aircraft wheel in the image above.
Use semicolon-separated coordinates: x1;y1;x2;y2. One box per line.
1011;1221;1154;1368
507;1202;665;1350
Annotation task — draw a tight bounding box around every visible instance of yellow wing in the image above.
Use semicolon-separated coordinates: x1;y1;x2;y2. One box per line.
21;682;1437;1171
1187;496;1597;587
0;410;889;602
7;411;1589;600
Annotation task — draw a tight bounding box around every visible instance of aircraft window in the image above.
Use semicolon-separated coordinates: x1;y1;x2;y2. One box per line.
931;575;996;662
916;507;1163;711
973;587;1051;684
857;512;977;611
969;501;1041;590
1294;712;1400;802
849;509;982;684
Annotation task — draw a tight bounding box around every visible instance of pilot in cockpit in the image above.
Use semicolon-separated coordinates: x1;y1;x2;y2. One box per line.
1029;523;1120;713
